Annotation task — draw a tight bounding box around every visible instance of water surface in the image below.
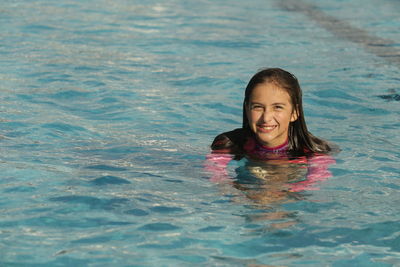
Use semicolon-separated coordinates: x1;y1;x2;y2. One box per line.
1;0;399;266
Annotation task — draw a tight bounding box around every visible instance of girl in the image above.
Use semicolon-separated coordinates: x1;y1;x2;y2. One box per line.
206;68;336;194
211;68;332;157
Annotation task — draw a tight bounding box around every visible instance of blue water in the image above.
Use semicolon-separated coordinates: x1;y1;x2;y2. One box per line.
1;0;399;266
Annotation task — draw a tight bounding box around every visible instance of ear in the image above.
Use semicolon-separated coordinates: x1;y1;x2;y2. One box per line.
290;106;299;122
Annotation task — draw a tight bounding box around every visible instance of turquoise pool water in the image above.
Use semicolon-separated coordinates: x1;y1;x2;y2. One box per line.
1;0;399;266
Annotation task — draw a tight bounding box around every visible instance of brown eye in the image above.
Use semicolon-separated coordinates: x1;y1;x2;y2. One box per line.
251;105;264;111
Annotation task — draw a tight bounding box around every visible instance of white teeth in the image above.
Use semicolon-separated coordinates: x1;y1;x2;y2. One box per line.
260;126;275;130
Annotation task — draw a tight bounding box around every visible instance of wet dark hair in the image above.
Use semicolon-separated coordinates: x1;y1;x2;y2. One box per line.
211;68;332;154
242;68;331;154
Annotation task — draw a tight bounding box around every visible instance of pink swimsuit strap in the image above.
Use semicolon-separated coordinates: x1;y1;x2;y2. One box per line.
244;137;289;155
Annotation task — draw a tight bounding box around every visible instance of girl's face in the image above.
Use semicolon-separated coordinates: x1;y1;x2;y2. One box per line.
246;82;298;148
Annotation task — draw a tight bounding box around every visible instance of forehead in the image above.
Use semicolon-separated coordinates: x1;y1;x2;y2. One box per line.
249;82;292;103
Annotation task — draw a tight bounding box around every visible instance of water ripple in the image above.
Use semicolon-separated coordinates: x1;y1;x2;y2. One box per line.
1;0;400;265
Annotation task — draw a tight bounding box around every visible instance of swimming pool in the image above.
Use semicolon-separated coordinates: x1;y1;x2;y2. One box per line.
1;0;399;265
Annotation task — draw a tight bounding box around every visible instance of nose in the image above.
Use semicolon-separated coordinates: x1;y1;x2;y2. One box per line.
261;108;273;123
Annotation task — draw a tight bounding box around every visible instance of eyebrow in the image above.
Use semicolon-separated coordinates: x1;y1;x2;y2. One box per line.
249;102;287;106
272;102;287;106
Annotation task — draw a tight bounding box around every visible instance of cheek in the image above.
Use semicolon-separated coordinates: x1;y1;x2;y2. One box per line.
279;112;293;125
260;111;286;126
248;111;261;124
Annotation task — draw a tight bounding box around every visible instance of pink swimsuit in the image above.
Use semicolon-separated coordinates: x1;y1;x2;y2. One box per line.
205;137;335;192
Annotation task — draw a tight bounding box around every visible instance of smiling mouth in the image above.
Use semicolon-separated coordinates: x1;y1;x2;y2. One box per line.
257;125;277;133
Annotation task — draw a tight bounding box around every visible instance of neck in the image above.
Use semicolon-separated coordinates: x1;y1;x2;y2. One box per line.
256;139;289;152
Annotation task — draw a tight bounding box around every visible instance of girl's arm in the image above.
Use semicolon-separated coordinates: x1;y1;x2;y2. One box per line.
289;153;336;192
204;153;234;182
